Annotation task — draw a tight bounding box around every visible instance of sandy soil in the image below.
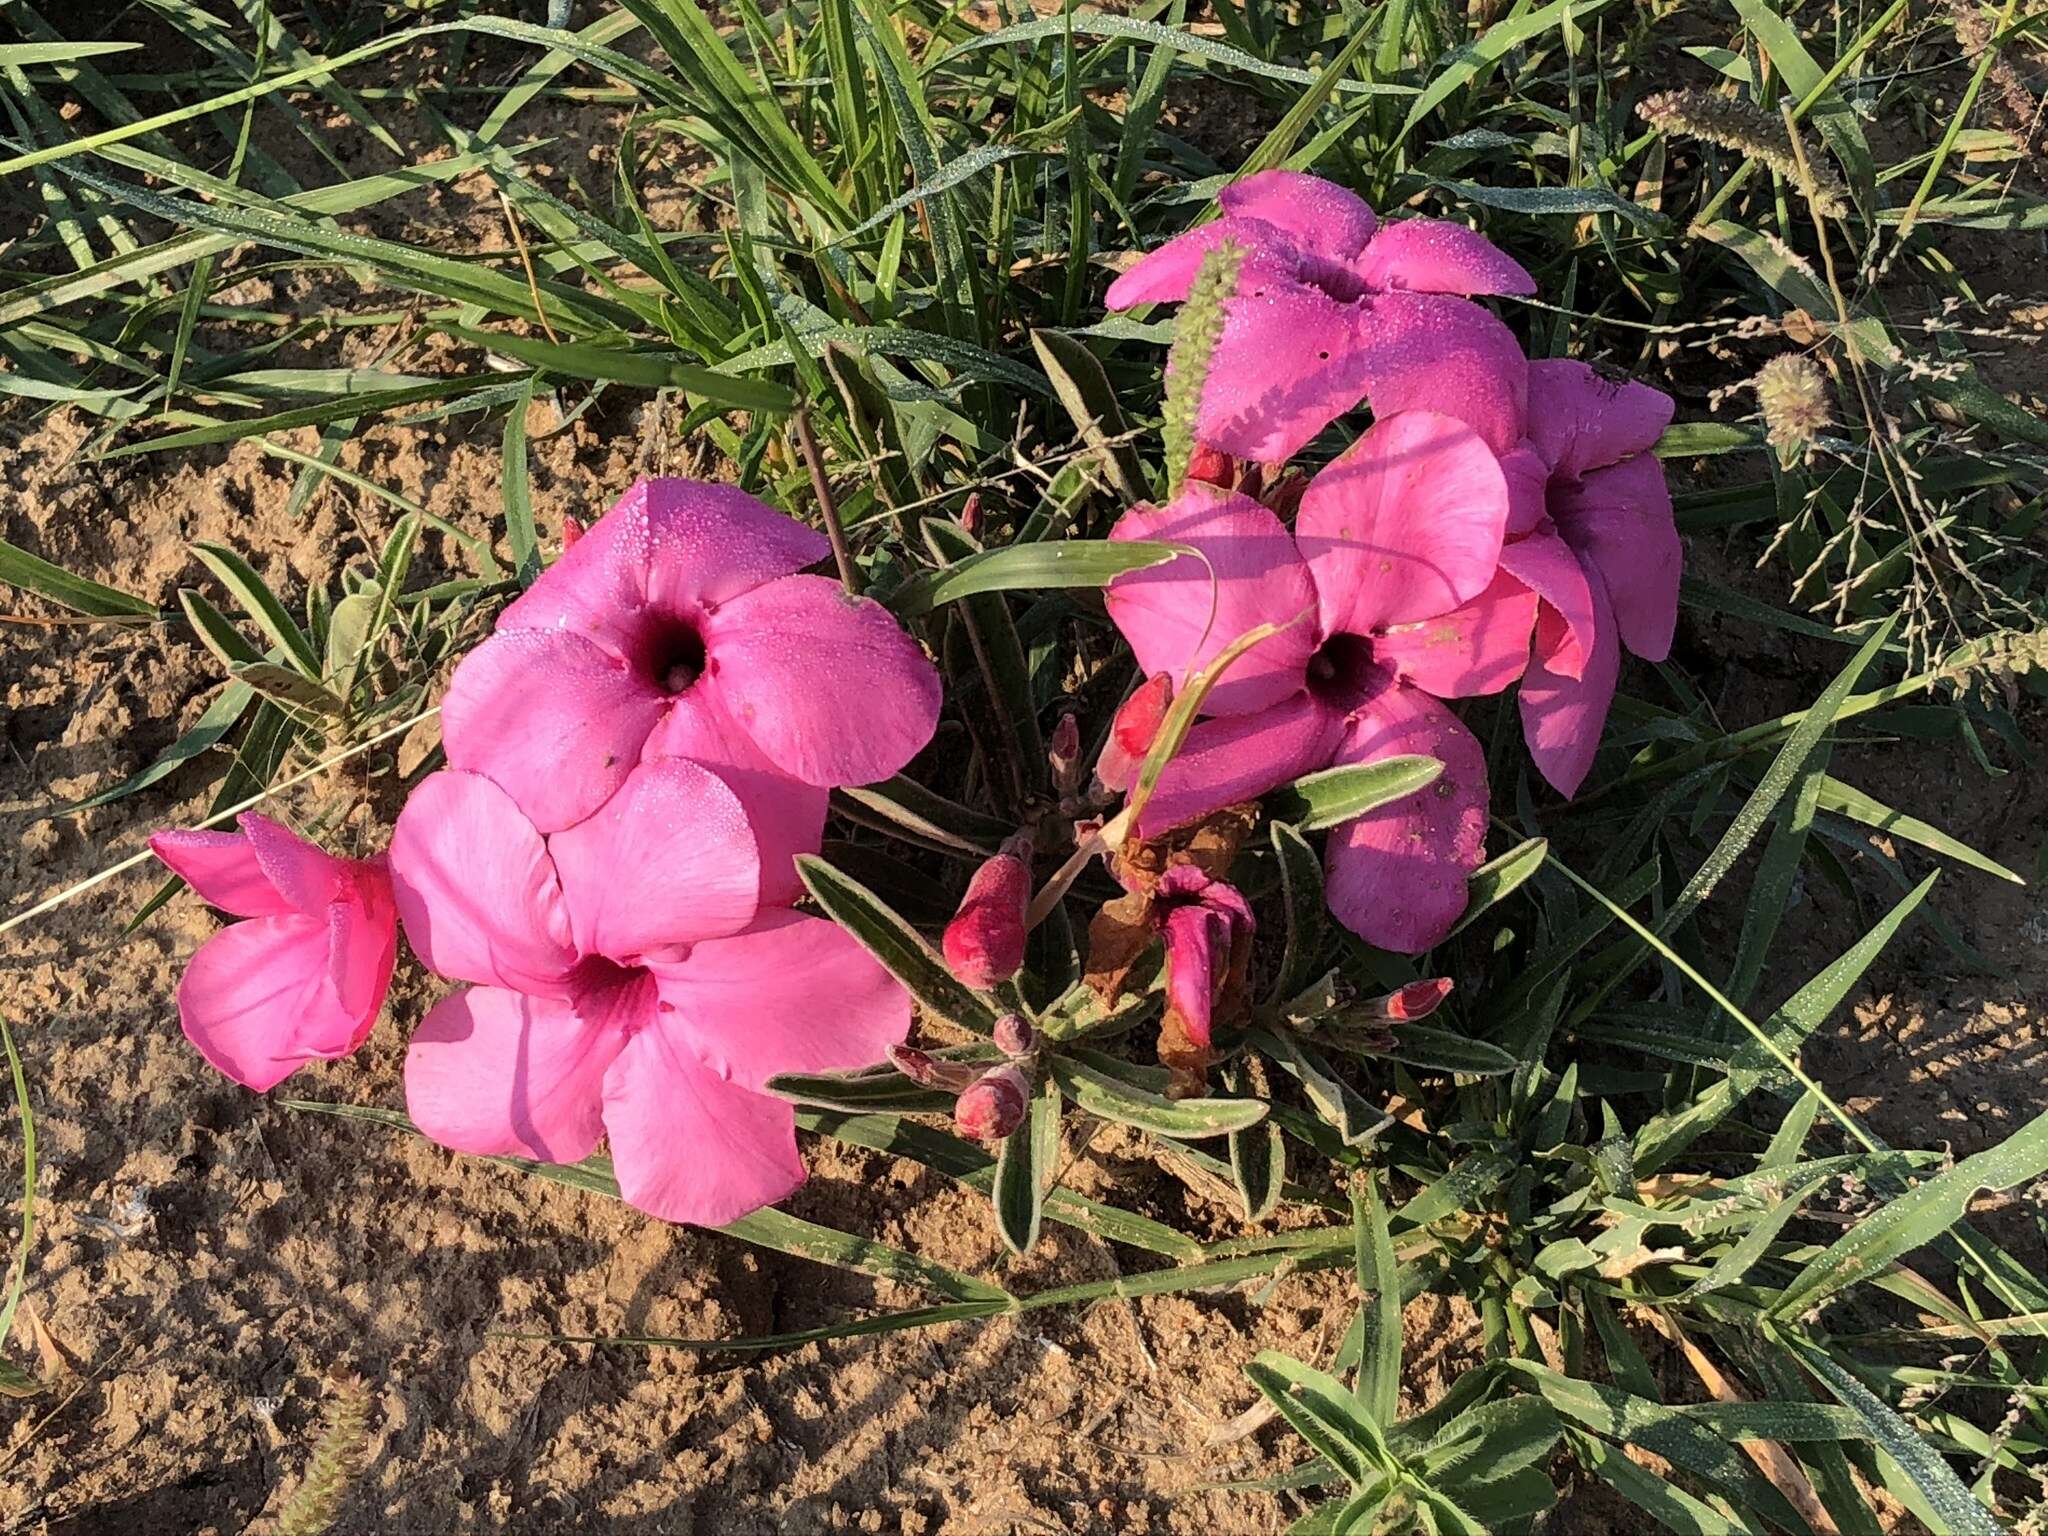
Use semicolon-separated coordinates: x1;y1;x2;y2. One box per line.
3;16;2046;1536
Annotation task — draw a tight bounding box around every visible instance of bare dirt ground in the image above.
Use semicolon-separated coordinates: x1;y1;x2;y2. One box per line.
3;23;2046;1536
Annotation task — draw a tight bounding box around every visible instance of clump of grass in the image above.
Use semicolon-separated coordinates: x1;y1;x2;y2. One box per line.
275;1374;374;1536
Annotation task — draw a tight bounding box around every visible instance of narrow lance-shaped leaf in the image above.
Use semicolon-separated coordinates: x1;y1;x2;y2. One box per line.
796;855;1000;1034
1264;756;1443;833
993;1076;1061;1257
887;540;1185;618
1047;1054;1268;1139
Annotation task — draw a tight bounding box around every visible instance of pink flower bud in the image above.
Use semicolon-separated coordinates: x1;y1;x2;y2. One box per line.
888;1044;984;1094
943;838;1032;990
959;491;982;537
993;1013;1037;1057
1187;443;1234;487
1361;978;1455;1021
562;513;586;552
954;1064;1030;1140
1094;672;1173;793
1048;712;1082;795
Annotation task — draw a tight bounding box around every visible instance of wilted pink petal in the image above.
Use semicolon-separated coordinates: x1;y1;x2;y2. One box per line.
547;758;760;960
654;908;911;1087
1357;219;1536;297
1323;675;1490;953
1373;569;1538;700
1498;531;1597;682
1297;411;1511;635
1553;452;1679;663
403;986;619;1162
601;1025;806;1225
388;771;577;995
149;827;293;918
1352;293;1530;457
1524;361;1674;480
442;626;666;834
1519;572;1622;798
177;917;368;1091
1107;488;1319;718
1096;673;1174;793
701;574;942;788
954;1063;1030;1140
1193;255;1374;463
1219;169;1378;258
497;477;827;644
942;840;1032;990
1154;866;1254;1049
643;684;827;908
1134;691;1348;839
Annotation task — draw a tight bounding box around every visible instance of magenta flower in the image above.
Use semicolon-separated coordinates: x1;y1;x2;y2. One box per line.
1493;361;1679;796
388;764;909;1226
442;477;943;901
1154;866;1254;1050
1105;411;1527;952
151;815;396;1090
1107;170;1535;463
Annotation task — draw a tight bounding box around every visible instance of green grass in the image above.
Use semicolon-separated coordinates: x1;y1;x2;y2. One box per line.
4;0;2048;1529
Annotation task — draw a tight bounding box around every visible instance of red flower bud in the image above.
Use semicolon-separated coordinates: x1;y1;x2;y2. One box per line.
959;491;982;537
993;1013;1037;1057
942;837;1032;990
562;513;586;552
1187;443;1234;487
1361;977;1455;1021
1094;672;1173;793
954;1064;1030;1140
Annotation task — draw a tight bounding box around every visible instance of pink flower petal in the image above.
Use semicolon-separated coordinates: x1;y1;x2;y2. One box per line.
601;1024;805;1225
1134;692;1347;838
1358;218;1536;297
176;916;365;1090
1218;169;1377;260
701;574;941;789
1519;569;1621;798
497;477;829;643
326;865;398;1022
1500;443;1552;537
1297;410;1511;635
1554;453;1679;662
442;627;667;834
1323;677;1489;953
1104;215;1278;309
1160;903;1225;1047
388;771;577;994
644;684;829;908
1498;530;1597;681
236;813;348;913
1095;672;1174;794
546;758;760;960
652;909;910;1088
1106;487;1320;718
150;828;292;919
1525;360;1674;479
404;986;619;1163
1374;568;1537;699
1352;292;1530;456
1194;258;1374;462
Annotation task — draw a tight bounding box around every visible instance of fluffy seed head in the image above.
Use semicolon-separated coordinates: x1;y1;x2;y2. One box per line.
1753;353;1832;463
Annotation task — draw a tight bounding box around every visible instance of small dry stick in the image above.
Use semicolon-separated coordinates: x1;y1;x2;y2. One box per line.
793;405;861;595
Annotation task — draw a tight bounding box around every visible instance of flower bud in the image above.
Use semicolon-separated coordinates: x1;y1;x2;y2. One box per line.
1360;977;1454;1021
887;1044;983;1094
1186;443;1234;487
942;836;1033;990
562;513;586;552
1094;672;1173;793
1048;712;1082;796
993;1013;1037;1058
959;491;982;537
954;1064;1030;1140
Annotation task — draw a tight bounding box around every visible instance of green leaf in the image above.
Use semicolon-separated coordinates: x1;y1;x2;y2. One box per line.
796;855;1000;1034
177;587;264;670
0;1014;40;1397
1245;1351;1385;1488
1228;1112;1287;1224
1420;1397;1563;1486
831;776;1009;856
444;326;793;413
1771;1107;2048;1321
1813;774;2024;884
1268;822;1327;1006
1377;1025;1517;1077
1265;755;1443;833
1565;1426;1749;1534
1047;1054;1268;1139
1257;1030;1391;1148
58;682;252;814
1400;0;1607;139
1674;1176;1827;1301
993;1076;1061;1257
0;536;157;620
1352;1177;1400;1427
887;540;1184;618
765;1067;955;1115
1446;837;1546;937
1431;177;1662;229
190;541;321;678
231;661;347;720
1030;329;1148;507
503;380;540;587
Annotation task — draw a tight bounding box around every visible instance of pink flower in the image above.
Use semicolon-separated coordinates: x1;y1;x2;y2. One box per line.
1107;170;1535;463
1153;866;1254;1049
1105;410;1526;952
441;477;943;902
1493;361;1679;797
942;836;1032;990
388;765;909;1226
150;816;396;1090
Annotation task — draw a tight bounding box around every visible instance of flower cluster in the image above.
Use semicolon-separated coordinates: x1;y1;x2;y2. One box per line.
155;480;942;1226
1103;171;1678;951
